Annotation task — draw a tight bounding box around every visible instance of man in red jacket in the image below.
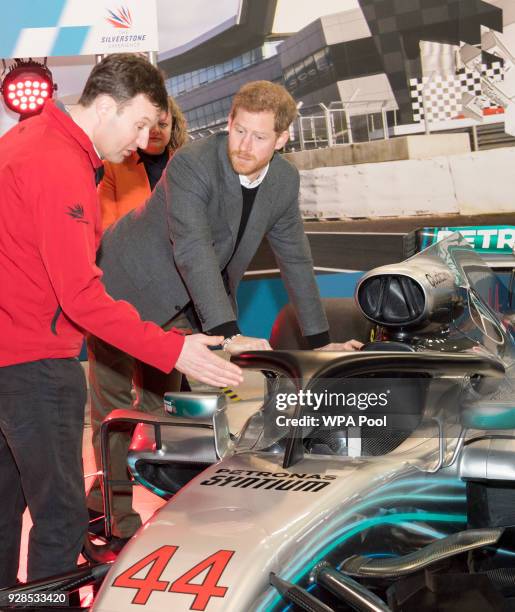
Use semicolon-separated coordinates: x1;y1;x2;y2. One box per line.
0;53;242;588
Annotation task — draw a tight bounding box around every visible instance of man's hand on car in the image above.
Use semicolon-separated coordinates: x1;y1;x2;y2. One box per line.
175;334;243;387
315;340;364;351
222;335;272;356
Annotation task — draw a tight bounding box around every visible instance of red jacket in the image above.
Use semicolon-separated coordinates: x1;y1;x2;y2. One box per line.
0;101;184;370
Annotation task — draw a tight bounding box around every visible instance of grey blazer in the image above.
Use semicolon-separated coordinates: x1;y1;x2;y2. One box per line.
99;132;328;336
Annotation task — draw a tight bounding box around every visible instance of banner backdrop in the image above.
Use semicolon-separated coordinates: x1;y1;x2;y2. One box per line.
0;0;158;58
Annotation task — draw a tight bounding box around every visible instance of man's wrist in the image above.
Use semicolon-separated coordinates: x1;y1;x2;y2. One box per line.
222;334;241;352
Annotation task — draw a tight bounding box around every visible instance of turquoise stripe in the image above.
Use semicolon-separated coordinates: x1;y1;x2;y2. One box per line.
257;478;467;609
0;0;66;57
258;511;467;612
51;26;91;57
279;497;465;584
372;477;465;494
466;407;515;430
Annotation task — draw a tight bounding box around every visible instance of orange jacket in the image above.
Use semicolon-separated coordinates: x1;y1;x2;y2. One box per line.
99;152;169;230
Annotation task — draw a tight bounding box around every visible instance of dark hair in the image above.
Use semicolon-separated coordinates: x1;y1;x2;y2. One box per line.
167;96;189;151
79;53;168;112
230;81;298;133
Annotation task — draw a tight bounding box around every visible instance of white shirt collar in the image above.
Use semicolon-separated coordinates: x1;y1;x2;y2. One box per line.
92;143;103;160
239;163;269;189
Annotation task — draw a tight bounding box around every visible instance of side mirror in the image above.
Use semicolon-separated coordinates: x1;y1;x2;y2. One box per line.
163;392;235;459
164;392;226;420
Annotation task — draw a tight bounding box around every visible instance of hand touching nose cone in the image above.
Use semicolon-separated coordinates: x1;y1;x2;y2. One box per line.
175;334;244;387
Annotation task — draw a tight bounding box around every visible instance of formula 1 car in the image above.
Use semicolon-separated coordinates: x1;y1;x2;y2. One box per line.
2;231;514;611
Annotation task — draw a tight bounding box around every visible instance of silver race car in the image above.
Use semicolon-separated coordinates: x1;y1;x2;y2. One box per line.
2;232;514;611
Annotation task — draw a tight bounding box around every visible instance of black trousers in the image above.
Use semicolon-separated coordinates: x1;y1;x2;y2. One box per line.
0;358;88;587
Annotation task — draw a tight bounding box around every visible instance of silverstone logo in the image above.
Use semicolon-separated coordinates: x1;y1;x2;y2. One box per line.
106;7;133;29
200;469;336;493
102;6;147;47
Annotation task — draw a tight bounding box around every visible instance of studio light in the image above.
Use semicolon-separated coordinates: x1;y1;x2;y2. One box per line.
1;59;56;120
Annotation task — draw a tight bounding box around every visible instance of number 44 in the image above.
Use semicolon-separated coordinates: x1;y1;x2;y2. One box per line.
112;546;235;610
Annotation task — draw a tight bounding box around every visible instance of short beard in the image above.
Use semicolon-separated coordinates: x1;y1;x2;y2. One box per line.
229;149;259;175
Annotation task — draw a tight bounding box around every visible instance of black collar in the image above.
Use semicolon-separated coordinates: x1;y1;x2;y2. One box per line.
136;148;169;165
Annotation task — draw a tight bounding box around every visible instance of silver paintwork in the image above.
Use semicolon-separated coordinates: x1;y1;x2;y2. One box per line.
459;437;515;480
93;434;452;612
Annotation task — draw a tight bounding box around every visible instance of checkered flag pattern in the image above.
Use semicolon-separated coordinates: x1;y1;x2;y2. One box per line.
410;62;504;122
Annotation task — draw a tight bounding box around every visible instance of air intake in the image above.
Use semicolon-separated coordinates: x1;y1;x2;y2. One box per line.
357;274;425;326
356;261;458;329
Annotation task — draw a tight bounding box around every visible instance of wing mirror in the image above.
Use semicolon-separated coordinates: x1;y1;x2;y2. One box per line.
164;392;226;419
163;392;235;459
